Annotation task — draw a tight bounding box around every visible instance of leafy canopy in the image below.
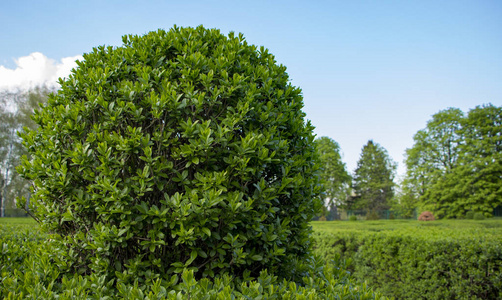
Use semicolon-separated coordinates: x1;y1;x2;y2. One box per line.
405;104;502;218
17;26;322;283
315;137;351;208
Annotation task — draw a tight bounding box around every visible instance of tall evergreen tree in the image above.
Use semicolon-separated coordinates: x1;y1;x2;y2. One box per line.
352;140;396;211
315;137;351;208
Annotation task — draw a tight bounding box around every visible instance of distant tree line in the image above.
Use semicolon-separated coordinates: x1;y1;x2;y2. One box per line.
315;103;501;220
0;88;49;217
403;104;502;219
314;137;396;220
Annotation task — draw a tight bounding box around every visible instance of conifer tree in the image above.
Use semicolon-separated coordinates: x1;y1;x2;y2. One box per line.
352;140;396;211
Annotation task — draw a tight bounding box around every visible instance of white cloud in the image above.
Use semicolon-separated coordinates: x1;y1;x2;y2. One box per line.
0;52;82;92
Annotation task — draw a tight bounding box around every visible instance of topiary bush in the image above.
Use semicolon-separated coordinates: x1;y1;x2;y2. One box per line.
465;211;475;219
17;26;322;283
349;215;358;221
418;211;435;221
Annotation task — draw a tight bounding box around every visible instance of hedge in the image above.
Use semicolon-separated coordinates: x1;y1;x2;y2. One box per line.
0;222;387;299
313;225;502;299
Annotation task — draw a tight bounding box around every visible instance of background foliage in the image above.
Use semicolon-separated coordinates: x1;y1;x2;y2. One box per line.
405;104;502;218
0;88;49;217
350;140;396;212
315;137;351;207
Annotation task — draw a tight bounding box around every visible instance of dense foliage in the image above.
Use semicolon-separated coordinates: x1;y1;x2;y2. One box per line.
0;220;386;299
350;140;396;211
388;178;419;219
405;104;502;218
315;137;351;208
312;220;502;299
17;26;322;283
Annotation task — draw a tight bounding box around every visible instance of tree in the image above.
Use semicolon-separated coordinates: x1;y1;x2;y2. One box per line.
0;110;17;218
315;137;351;208
352;140;396;211
17;26;322;283
405;104;502;218
389;177;419;219
0;88;48;217
404;108;463;201
447;105;502;217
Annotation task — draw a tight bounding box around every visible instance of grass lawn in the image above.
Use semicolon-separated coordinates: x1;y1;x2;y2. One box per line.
0;217;37;225
311;217;502;236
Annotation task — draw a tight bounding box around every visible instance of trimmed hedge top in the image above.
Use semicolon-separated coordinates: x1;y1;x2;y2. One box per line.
18;26;322;282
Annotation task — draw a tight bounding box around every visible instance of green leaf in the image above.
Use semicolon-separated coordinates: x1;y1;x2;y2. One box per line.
251;255;263;261
201;227;211;237
186;249;197;265
118;228;128;236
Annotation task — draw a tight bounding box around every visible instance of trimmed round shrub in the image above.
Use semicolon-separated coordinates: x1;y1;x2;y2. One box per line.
465;211;475;219
17;26;321;282
349;215;358;221
418;211;435;221
473;212;485;220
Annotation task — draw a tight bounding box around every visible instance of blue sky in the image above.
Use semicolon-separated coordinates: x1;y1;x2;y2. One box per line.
1;0;501;178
